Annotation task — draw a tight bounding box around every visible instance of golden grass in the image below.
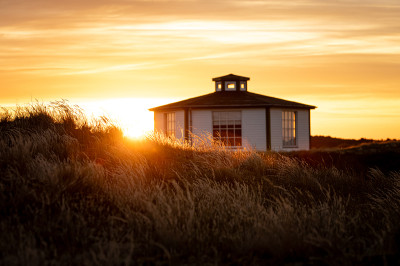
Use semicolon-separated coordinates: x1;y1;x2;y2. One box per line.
1;102;400;264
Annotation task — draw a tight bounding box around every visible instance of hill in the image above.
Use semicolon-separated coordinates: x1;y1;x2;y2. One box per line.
310;135;397;149
1;102;400;265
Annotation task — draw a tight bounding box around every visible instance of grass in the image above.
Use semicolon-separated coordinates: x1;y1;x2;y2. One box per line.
1;101;400;265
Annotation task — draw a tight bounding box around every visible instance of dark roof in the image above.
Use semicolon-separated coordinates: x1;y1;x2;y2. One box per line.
149;91;316;111
212;74;250;82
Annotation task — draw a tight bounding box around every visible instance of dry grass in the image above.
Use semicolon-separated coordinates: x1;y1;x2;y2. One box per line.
1;102;400;265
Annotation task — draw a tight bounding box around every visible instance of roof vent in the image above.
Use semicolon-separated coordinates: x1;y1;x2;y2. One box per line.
212;74;250;92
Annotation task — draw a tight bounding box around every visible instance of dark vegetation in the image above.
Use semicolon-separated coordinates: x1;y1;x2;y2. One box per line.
292;141;400;177
311;135;397;149
1;102;400;265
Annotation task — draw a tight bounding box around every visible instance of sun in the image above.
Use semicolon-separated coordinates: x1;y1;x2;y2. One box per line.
124;126;148;139
76;98;175;139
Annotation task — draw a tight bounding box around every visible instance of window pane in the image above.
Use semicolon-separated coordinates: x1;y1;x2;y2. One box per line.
235;138;242;146
212;111;242;147
220;130;226;138
227;130;235;138
165;112;175;137
282;111;296;147
225;81;237;91
235;129;241;137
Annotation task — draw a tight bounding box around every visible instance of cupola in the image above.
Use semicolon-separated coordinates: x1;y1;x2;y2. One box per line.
212;74;250;92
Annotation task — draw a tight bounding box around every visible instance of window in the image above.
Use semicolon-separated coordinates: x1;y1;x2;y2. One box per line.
165;112;175;137
213;111;242;147
225;81;236;91
282;111;296;147
216;82;222;91
240;81;247;91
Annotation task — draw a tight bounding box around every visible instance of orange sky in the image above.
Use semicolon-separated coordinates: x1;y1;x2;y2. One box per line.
1;0;400;139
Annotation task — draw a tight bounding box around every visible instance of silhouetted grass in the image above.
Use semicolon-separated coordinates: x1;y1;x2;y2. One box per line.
1;102;400;265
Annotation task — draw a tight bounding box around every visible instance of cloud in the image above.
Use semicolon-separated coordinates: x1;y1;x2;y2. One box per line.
2;0;399;26
61;63;173;75
1;0;400;100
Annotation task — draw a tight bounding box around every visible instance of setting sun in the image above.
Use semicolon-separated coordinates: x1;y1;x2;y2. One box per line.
76;98;179;139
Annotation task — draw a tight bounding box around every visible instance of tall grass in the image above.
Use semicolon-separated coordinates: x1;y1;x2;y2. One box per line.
1;102;400;265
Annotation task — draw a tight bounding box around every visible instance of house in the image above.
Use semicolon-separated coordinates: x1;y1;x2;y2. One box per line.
149;74;316;151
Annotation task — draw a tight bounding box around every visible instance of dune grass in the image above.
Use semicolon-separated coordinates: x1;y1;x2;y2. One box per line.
1;102;400;265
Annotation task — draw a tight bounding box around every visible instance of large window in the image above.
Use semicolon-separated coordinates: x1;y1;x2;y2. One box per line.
213;111;242;147
282;111;296;147
165;112;175;137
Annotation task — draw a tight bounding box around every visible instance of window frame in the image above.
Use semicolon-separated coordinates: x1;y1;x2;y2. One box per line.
240;81;247;91
165;112;176;138
212;110;242;148
225;81;236;91
215;82;222;91
282;110;297;148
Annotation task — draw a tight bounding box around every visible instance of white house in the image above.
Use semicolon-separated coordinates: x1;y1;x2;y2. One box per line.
149;74;316;151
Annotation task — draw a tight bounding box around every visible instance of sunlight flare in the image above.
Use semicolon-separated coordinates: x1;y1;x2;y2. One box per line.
76;98;178;139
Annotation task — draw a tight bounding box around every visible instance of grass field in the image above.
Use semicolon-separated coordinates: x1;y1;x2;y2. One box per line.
1;102;400;265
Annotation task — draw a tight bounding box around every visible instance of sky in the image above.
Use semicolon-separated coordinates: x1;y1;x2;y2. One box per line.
1;0;400;139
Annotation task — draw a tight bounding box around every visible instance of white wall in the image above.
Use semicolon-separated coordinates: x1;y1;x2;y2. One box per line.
242;109;267;151
154;112;164;133
155;107;311;151
296;109;310;150
270;108;282;150
270;108;310;151
153;110;185;140
191;110;213;145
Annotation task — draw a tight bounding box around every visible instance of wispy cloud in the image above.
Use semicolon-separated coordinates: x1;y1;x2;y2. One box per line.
1;0;400;138
61;63;172;75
